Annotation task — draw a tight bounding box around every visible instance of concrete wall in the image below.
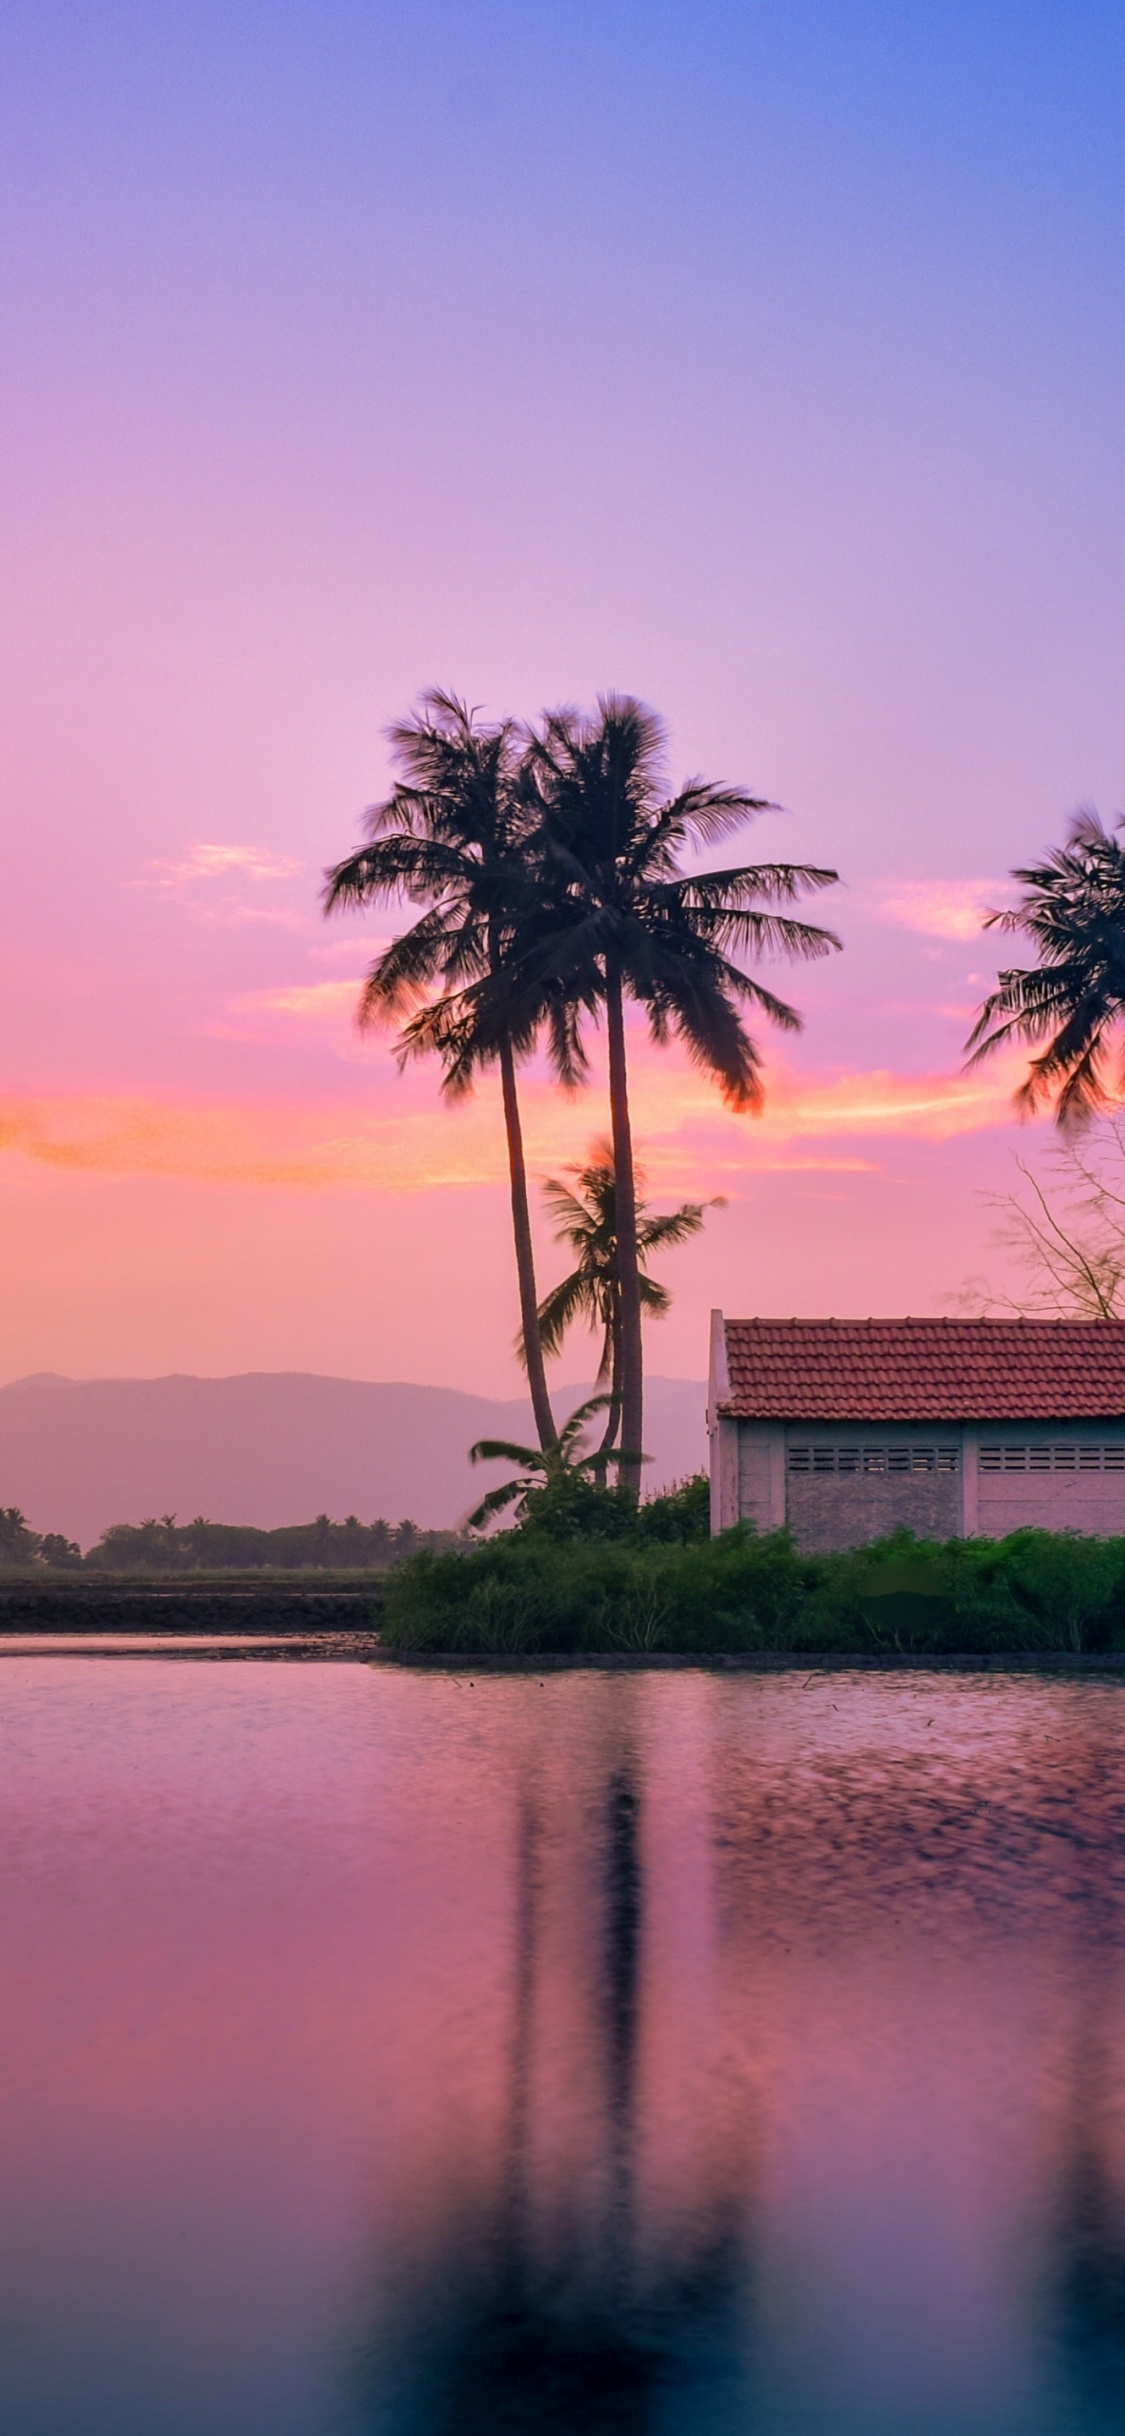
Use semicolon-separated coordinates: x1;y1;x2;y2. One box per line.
736;1423;785;1533
975;1427;1125;1540
786;1466;961;1552
779;1425;962;1552
712;1418;1125;1547
709;1416;740;1534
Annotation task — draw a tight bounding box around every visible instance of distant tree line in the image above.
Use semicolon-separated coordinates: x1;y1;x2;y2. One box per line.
0;1509;461;1573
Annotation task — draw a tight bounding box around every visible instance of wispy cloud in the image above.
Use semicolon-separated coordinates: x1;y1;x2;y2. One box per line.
239;980;367;1020
0;1094;517;1191
0;1047;1034;1197
762;1063;1016;1139
868;878;1003;941
150;842;302;888
309;934;388;964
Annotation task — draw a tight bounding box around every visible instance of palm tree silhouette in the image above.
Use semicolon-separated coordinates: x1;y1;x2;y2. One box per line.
527;1140;720;1484
466;1392;634;1529
324;691;558;1448
524;695;840;1492
966;811;1125;1122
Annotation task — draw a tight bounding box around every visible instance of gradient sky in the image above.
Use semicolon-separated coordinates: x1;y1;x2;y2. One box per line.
2;1;1124;1391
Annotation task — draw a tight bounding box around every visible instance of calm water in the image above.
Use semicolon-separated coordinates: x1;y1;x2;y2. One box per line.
1;1662;1125;2434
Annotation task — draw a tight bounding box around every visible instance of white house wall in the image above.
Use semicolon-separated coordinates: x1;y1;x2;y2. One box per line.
713;1419;1125;1546
778;1425;962;1553
709;1416;740;1534
735;1423;785;1533
975;1428;1125;1539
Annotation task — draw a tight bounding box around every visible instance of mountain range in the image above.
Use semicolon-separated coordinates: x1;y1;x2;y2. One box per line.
0;1373;708;1548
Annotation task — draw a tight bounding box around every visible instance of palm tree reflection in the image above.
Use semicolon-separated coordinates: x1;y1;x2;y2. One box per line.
1044;1730;1125;2425
364;1749;753;2434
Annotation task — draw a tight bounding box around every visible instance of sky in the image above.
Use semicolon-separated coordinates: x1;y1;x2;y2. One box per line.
1;0;1124;1393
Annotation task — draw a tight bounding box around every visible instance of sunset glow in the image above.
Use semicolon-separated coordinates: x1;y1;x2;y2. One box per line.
2;4;1122;1390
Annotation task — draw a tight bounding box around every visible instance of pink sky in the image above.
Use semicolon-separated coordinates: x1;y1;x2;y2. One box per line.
2;5;1123;1391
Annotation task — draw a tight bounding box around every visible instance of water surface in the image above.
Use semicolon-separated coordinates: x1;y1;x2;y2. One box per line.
1;1661;1123;2433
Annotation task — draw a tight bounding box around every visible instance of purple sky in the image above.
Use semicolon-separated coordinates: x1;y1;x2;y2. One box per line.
1;2;1123;1388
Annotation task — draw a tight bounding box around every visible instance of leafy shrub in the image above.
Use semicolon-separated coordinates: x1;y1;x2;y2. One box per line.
385;1526;812;1655
382;1516;1125;1657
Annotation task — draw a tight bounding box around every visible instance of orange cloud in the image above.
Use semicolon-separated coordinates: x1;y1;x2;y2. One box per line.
0;1047;1032;1197
0;1095;491;1191
759;1061;1021;1140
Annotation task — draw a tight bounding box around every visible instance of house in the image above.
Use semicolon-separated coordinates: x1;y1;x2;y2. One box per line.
708;1314;1125;1550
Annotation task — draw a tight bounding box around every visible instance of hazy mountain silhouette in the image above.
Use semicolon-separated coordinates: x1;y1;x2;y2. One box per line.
0;1374;707;1548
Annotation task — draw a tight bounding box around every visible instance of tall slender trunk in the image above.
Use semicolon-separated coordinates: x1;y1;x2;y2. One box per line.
592;1316;623;1490
499;1032;556;1449
606;969;643;1500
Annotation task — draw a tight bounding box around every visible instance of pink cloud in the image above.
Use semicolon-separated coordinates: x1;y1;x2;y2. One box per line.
868;878;1004;942
0;1042;1034;1202
238;980;369;1020
149;842;303;888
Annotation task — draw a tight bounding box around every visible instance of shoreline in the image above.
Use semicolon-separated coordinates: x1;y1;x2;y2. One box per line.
2;1631;1125;1672
372;1647;1125;1672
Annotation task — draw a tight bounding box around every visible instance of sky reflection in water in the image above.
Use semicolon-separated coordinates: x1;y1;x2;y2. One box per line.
0;1663;1123;2433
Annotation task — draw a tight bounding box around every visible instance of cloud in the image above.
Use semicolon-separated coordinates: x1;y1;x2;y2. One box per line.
309;934;389;964
762;1064;1016;1139
0;1047;1033;1198
868;878;1003;941
239;980;367;1019
150;842;302;888
0;1093;526;1192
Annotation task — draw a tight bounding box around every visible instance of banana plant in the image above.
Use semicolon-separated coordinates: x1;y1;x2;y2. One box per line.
466;1394;641;1531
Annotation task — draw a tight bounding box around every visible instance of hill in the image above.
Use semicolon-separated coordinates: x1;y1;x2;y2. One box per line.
0;1373;707;1549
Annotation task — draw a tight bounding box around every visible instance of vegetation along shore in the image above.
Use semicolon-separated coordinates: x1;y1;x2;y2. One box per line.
385;1476;1125;1659
10;1475;1125;1660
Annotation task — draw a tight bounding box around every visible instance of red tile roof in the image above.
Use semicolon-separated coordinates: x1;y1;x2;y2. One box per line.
716;1318;1125;1422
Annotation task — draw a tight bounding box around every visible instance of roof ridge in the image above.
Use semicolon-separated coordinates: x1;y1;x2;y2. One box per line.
716;1312;1125;1421
724;1315;1125;1329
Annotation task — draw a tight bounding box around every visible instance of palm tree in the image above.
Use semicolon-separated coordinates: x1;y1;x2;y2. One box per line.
523;695;841;1493
966;811;1125;1123
466;1393;629;1530
527;1139;721;1483
323;690;558;1448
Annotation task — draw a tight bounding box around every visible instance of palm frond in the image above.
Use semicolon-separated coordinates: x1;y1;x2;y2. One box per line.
555;1392;616;1457
626;783;777;874
527;1271;601;1363
469;1437;543;1469
671;860;840;905
637;1200;714;1250
466;1478;529;1531
966;811;1125;1123
538;1175;599;1238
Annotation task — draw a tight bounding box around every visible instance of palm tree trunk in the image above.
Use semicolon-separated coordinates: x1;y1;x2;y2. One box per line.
606;969;643;1500
592;1319;623;1490
499;1032;556;1450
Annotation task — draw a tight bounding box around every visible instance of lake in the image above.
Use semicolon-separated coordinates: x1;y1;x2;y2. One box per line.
0;1657;1123;2434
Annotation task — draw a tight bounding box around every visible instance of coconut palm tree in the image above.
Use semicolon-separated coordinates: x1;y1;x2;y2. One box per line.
466;1393;630;1530
523;695;841;1492
527;1140;721;1483
324;691;558;1448
966;811;1125;1123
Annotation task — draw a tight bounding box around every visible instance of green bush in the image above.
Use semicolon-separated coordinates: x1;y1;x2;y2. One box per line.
381;1513;1125;1657
382;1526;810;1655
